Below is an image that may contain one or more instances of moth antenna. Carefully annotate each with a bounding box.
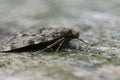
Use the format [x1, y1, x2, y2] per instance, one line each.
[78, 38, 88, 45]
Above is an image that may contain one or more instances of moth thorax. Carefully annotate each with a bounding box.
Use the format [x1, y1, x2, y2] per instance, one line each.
[64, 29, 79, 38]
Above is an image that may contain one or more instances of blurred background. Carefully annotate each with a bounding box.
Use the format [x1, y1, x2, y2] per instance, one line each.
[0, 0, 120, 80]
[0, 0, 120, 29]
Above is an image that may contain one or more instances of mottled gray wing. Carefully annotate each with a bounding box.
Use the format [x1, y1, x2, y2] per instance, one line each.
[0, 28, 65, 52]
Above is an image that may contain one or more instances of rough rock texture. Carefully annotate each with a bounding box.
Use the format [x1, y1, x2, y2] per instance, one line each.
[0, 0, 120, 80]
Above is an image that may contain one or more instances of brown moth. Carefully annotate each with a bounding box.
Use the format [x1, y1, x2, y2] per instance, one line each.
[0, 27, 87, 52]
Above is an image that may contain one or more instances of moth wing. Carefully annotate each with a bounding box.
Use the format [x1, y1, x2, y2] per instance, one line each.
[0, 28, 63, 52]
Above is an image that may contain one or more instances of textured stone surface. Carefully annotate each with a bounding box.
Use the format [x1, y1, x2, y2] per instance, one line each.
[0, 0, 120, 80]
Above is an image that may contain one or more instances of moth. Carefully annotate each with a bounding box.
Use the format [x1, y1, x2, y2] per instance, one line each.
[0, 27, 87, 52]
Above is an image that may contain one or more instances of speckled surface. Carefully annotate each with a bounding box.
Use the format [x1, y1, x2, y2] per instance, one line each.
[0, 0, 120, 80]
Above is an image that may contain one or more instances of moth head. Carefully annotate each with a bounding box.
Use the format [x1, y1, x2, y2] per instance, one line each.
[64, 28, 79, 38]
[62, 28, 88, 45]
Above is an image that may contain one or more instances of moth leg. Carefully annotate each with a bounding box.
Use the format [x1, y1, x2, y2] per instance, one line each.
[41, 37, 64, 51]
[50, 47, 54, 53]
[54, 39, 65, 54]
